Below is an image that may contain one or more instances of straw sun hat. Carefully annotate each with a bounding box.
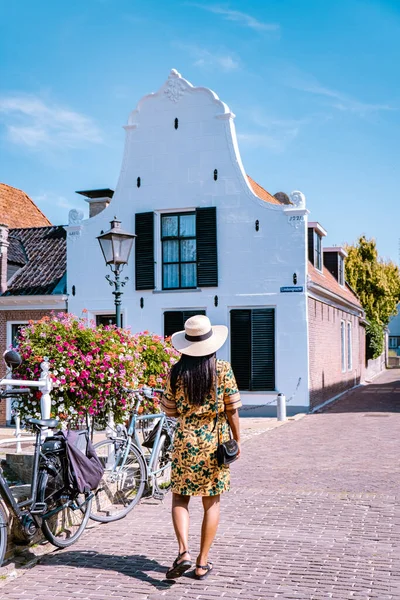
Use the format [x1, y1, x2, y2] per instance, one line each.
[171, 315, 228, 357]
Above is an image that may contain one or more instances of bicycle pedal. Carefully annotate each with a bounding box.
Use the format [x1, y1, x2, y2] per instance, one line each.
[30, 502, 47, 514]
[152, 491, 165, 501]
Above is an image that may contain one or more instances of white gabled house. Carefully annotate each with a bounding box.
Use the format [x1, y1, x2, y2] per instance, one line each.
[67, 69, 310, 414]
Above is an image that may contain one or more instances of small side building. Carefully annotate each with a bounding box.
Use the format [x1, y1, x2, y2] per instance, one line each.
[388, 307, 400, 356]
[0, 184, 67, 424]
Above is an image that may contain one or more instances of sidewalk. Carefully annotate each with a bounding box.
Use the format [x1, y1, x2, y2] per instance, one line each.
[0, 370, 399, 599]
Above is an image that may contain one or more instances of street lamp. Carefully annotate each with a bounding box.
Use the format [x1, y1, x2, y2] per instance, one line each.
[97, 217, 136, 328]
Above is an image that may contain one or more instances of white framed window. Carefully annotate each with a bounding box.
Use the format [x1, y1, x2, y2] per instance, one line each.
[314, 232, 322, 271]
[161, 212, 197, 290]
[347, 322, 352, 370]
[6, 321, 29, 349]
[340, 320, 346, 373]
[95, 314, 122, 327]
[389, 336, 400, 349]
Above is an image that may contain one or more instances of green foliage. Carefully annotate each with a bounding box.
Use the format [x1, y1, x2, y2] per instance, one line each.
[345, 236, 400, 327]
[345, 236, 400, 359]
[366, 320, 385, 360]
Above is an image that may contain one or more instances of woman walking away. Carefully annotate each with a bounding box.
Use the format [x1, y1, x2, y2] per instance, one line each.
[161, 315, 241, 580]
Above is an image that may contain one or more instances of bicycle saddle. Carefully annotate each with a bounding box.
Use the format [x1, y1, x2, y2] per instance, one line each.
[3, 350, 22, 368]
[27, 418, 59, 429]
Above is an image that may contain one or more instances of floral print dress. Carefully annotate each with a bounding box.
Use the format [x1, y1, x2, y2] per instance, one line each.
[161, 360, 242, 496]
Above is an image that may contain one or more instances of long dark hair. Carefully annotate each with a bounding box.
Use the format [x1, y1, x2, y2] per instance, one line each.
[170, 353, 216, 406]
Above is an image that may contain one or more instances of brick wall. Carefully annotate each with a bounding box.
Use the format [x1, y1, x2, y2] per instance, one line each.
[0, 309, 66, 425]
[308, 297, 366, 410]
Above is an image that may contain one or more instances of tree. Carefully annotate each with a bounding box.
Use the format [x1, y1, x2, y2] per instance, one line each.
[345, 236, 400, 359]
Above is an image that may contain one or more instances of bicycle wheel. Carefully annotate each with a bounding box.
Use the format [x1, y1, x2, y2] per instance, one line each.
[152, 434, 172, 496]
[38, 468, 92, 548]
[0, 503, 7, 566]
[90, 439, 146, 523]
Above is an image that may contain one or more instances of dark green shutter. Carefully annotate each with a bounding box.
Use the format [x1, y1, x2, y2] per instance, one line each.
[230, 310, 251, 390]
[135, 212, 155, 290]
[307, 228, 314, 265]
[230, 308, 275, 391]
[251, 309, 275, 391]
[164, 310, 206, 338]
[196, 207, 218, 287]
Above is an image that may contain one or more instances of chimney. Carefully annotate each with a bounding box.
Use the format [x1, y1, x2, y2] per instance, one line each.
[0, 224, 9, 294]
[76, 189, 114, 218]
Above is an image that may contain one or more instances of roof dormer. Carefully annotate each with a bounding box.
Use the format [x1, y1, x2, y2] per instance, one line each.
[308, 222, 327, 272]
[323, 247, 347, 287]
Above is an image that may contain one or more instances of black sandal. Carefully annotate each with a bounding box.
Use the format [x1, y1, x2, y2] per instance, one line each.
[194, 562, 213, 580]
[166, 550, 192, 579]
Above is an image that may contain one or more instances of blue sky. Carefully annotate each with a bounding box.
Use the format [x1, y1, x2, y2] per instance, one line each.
[1, 0, 399, 263]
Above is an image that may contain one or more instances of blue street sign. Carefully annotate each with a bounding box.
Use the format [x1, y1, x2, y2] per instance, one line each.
[280, 286, 304, 293]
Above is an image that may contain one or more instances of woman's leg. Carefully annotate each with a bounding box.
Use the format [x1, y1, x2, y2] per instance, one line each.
[172, 492, 191, 561]
[196, 494, 220, 575]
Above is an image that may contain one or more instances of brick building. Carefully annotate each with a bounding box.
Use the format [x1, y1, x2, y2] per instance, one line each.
[307, 222, 366, 409]
[0, 184, 67, 424]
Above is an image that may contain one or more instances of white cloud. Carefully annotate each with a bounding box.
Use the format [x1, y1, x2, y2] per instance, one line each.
[287, 75, 394, 117]
[238, 129, 299, 153]
[237, 109, 307, 153]
[174, 42, 239, 72]
[189, 3, 279, 32]
[0, 95, 103, 149]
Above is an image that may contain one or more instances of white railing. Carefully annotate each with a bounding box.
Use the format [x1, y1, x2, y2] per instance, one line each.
[0, 358, 53, 453]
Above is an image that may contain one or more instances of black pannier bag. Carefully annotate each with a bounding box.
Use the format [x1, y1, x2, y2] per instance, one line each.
[61, 430, 104, 494]
[142, 417, 177, 449]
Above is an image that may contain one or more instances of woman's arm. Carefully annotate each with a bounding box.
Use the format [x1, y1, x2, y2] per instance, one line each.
[226, 408, 241, 458]
[160, 377, 178, 417]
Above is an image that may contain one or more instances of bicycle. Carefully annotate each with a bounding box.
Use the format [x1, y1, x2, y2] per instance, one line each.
[0, 350, 93, 566]
[90, 387, 176, 523]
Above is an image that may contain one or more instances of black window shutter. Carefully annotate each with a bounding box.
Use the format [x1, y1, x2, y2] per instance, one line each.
[164, 312, 184, 338]
[251, 309, 275, 391]
[230, 310, 251, 390]
[307, 228, 314, 265]
[164, 310, 206, 338]
[196, 207, 218, 287]
[135, 212, 155, 290]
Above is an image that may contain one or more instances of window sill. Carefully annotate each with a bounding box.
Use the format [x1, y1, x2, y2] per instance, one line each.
[152, 288, 202, 294]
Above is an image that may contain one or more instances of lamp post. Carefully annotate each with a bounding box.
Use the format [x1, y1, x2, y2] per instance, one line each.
[97, 217, 136, 328]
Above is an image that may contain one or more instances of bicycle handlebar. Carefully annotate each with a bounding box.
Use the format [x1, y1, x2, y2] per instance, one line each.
[0, 388, 32, 399]
[123, 387, 164, 396]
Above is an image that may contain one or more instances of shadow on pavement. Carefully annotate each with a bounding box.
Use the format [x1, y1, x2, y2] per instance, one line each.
[39, 549, 179, 590]
[315, 374, 400, 414]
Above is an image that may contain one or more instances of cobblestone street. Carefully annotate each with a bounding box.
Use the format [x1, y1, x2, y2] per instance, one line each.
[0, 369, 399, 599]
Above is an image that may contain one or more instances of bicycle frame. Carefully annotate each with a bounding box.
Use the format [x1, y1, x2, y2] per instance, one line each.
[107, 410, 168, 484]
[0, 428, 44, 526]
[131, 412, 167, 474]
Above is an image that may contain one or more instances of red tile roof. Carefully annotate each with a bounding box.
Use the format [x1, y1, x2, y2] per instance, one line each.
[247, 176, 284, 206]
[0, 183, 51, 228]
[308, 261, 362, 308]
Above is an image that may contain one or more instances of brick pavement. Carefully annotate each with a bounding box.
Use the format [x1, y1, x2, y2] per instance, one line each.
[0, 370, 399, 599]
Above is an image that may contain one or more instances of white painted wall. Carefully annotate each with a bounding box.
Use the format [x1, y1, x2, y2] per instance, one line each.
[67, 70, 310, 409]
